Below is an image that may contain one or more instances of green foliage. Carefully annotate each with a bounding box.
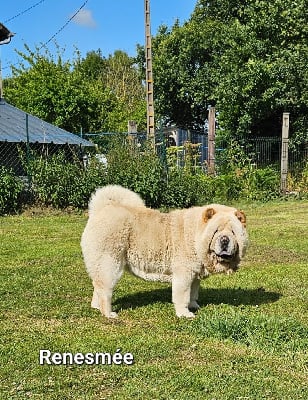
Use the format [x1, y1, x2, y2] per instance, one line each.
[216, 140, 280, 201]
[241, 166, 280, 201]
[4, 46, 146, 134]
[148, 21, 214, 129]
[106, 136, 164, 208]
[0, 167, 23, 215]
[27, 153, 106, 208]
[149, 0, 308, 140]
[19, 139, 282, 210]
[287, 160, 308, 198]
[162, 170, 198, 208]
[298, 162, 308, 195]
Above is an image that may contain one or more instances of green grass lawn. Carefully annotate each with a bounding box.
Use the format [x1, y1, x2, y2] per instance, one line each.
[0, 201, 307, 399]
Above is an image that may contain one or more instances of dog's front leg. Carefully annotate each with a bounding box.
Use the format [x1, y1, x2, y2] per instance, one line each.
[189, 277, 200, 312]
[172, 271, 195, 318]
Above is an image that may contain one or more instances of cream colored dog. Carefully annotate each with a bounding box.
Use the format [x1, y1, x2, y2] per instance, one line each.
[81, 185, 248, 318]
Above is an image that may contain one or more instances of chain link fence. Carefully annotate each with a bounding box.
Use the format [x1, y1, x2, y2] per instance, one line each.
[233, 137, 307, 172]
[0, 134, 307, 179]
[0, 141, 88, 177]
[158, 132, 308, 174]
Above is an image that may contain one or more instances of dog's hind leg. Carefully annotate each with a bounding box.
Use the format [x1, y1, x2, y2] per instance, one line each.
[92, 281, 118, 318]
[92, 255, 123, 318]
[91, 287, 100, 309]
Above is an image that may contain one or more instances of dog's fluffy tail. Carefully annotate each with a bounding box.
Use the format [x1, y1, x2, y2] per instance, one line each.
[88, 185, 145, 216]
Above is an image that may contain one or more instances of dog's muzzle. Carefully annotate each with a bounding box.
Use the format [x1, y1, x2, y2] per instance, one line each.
[215, 235, 237, 262]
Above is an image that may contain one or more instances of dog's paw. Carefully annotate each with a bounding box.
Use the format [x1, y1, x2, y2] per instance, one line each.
[176, 309, 196, 318]
[188, 301, 200, 312]
[107, 311, 118, 319]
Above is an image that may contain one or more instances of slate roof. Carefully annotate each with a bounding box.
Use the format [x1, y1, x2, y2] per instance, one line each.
[0, 99, 94, 147]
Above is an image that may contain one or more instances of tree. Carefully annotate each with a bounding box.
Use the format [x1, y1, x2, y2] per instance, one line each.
[75, 49, 146, 132]
[4, 46, 146, 134]
[148, 22, 215, 129]
[201, 0, 308, 140]
[101, 51, 146, 132]
[4, 45, 113, 133]
[150, 0, 308, 141]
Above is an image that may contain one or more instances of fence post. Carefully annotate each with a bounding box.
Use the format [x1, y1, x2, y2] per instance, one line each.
[280, 112, 290, 194]
[208, 106, 215, 175]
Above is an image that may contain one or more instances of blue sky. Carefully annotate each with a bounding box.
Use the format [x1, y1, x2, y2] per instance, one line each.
[1, 0, 197, 77]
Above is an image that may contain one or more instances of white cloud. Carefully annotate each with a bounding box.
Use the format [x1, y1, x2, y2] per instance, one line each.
[72, 9, 97, 28]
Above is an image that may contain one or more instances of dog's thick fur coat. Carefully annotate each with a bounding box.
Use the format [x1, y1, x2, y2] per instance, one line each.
[81, 185, 248, 318]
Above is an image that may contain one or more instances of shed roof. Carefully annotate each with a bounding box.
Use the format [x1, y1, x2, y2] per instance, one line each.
[0, 99, 94, 147]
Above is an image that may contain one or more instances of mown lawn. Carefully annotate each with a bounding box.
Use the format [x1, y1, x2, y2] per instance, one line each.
[0, 201, 307, 399]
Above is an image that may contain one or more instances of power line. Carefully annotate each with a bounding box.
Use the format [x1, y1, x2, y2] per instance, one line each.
[2, 0, 89, 71]
[41, 0, 89, 48]
[4, 0, 47, 24]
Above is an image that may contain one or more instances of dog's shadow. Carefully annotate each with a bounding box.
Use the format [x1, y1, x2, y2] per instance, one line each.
[114, 286, 281, 311]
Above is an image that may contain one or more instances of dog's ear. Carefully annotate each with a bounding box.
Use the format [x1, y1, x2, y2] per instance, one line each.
[203, 208, 216, 223]
[235, 210, 246, 227]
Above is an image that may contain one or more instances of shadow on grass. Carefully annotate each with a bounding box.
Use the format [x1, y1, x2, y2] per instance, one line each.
[114, 286, 281, 311]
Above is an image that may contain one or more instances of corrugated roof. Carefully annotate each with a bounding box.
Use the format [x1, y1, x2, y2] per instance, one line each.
[0, 99, 94, 147]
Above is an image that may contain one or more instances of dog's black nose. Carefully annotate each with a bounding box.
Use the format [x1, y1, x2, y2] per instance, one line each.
[220, 235, 230, 250]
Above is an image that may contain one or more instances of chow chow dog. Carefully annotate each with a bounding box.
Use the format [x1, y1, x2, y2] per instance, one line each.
[81, 185, 248, 318]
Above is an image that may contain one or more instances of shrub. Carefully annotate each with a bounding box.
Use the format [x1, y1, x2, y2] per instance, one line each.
[241, 166, 280, 201]
[27, 153, 106, 208]
[0, 166, 23, 215]
[298, 162, 308, 195]
[162, 169, 197, 209]
[17, 139, 292, 211]
[287, 161, 308, 198]
[106, 136, 165, 208]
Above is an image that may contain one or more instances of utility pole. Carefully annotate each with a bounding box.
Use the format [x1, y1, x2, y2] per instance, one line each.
[144, 0, 155, 149]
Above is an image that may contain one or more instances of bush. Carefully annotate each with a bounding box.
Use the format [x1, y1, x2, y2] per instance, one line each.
[162, 169, 198, 209]
[241, 166, 280, 201]
[0, 166, 23, 215]
[14, 139, 289, 212]
[27, 153, 106, 208]
[106, 136, 165, 208]
[287, 161, 308, 198]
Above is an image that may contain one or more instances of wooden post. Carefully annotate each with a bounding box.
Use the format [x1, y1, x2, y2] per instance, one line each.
[128, 120, 137, 134]
[280, 112, 290, 194]
[208, 106, 216, 175]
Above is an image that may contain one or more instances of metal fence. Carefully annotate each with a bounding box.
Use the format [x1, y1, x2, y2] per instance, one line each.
[161, 133, 308, 174]
[0, 141, 86, 176]
[228, 137, 308, 173]
[0, 134, 307, 178]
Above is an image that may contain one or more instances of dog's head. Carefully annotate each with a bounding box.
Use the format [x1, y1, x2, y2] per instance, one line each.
[200, 205, 248, 275]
